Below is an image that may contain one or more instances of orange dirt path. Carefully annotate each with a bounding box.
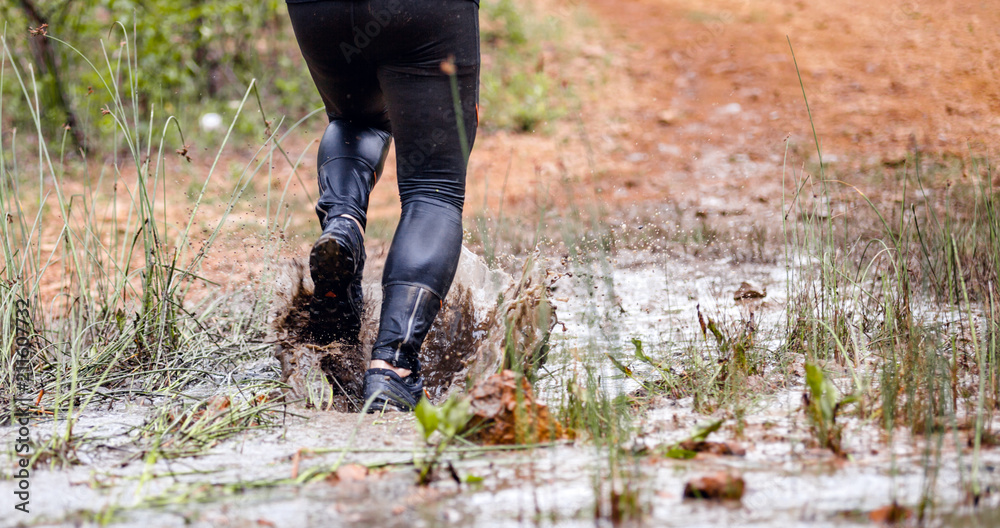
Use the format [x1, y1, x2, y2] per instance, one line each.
[577, 0, 1000, 189]
[206, 0, 1000, 292]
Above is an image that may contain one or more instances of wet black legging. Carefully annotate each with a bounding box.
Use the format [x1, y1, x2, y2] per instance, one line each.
[287, 0, 479, 372]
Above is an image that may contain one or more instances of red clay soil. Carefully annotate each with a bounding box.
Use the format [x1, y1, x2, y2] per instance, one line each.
[587, 0, 999, 164]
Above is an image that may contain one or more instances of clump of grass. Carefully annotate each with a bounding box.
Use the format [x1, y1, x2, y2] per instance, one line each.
[611, 308, 773, 417]
[0, 23, 299, 447]
[28, 431, 83, 469]
[781, 153, 997, 428]
[601, 453, 647, 524]
[782, 39, 999, 506]
[781, 148, 998, 511]
[479, 0, 568, 133]
[137, 393, 283, 460]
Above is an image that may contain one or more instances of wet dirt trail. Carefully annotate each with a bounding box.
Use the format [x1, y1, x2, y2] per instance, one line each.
[6, 1, 1000, 526]
[575, 0, 1000, 213]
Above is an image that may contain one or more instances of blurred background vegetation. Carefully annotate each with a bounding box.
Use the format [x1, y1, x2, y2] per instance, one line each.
[0, 0, 564, 153]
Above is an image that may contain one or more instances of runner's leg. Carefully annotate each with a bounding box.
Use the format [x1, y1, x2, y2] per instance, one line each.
[366, 0, 480, 377]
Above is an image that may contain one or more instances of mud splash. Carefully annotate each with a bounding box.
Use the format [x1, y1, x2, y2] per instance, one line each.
[269, 245, 556, 410]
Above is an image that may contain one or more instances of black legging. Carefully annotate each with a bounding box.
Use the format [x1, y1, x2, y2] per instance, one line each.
[287, 0, 480, 373]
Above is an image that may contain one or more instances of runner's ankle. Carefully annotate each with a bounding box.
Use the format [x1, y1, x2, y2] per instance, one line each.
[339, 214, 364, 235]
[369, 359, 411, 378]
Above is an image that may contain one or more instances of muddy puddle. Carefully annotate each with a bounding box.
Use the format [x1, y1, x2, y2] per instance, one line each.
[270, 244, 554, 410]
[3, 249, 1000, 527]
[539, 250, 790, 402]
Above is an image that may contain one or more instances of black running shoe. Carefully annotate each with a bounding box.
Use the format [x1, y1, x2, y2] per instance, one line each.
[309, 216, 365, 344]
[363, 368, 424, 412]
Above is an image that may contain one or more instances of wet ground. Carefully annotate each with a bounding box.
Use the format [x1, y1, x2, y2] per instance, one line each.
[4, 248, 1000, 527]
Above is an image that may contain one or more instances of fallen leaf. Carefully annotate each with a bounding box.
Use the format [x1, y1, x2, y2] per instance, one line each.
[205, 395, 231, 412]
[678, 440, 747, 456]
[328, 464, 368, 483]
[464, 370, 569, 445]
[683, 472, 745, 501]
[869, 502, 912, 524]
[734, 282, 766, 301]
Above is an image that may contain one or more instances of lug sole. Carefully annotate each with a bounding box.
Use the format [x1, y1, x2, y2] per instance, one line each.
[308, 231, 363, 343]
[309, 233, 357, 298]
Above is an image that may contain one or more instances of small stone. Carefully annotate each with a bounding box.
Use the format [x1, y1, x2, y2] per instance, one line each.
[683, 472, 745, 501]
[658, 109, 681, 125]
[678, 440, 747, 456]
[734, 282, 766, 301]
[718, 103, 742, 115]
[657, 143, 682, 155]
[331, 464, 368, 483]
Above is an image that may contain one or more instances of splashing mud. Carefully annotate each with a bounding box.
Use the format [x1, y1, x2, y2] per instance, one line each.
[269, 245, 556, 410]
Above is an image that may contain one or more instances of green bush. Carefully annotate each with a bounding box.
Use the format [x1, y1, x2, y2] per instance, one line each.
[0, 0, 566, 150]
[479, 0, 567, 133]
[1, 0, 314, 147]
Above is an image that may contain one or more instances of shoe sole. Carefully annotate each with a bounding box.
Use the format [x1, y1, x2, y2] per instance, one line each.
[365, 393, 412, 413]
[363, 369, 422, 412]
[309, 233, 356, 300]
